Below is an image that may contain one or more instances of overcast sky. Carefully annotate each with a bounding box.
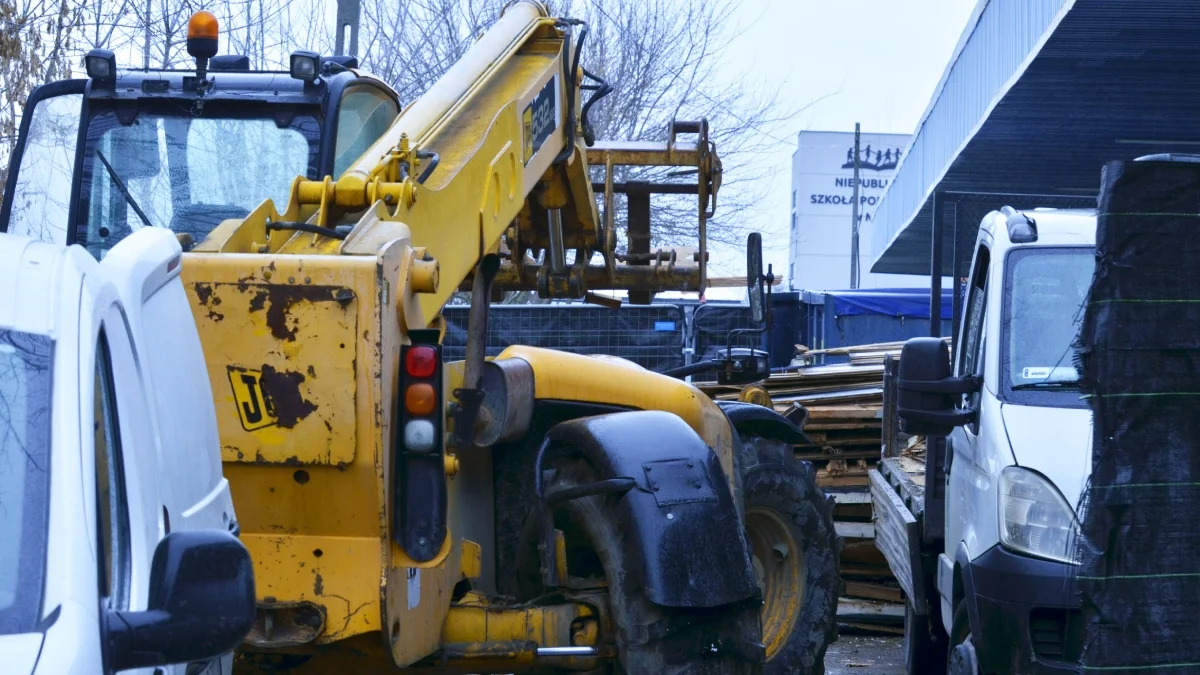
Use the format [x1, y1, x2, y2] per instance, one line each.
[697, 0, 977, 299]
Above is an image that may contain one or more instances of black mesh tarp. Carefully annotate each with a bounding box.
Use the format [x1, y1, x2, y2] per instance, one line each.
[1075, 158, 1200, 673]
[443, 304, 686, 372]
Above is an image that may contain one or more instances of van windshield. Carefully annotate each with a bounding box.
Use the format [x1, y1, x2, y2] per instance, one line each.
[1003, 246, 1094, 404]
[76, 105, 319, 258]
[0, 330, 53, 635]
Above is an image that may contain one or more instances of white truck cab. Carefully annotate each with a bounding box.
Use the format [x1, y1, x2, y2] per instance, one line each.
[939, 207, 1093, 674]
[883, 206, 1095, 675]
[0, 228, 254, 675]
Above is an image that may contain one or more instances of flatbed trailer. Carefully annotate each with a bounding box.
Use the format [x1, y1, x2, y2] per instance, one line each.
[869, 454, 928, 614]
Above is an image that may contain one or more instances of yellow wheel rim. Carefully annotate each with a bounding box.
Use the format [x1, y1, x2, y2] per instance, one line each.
[739, 384, 773, 408]
[746, 507, 805, 661]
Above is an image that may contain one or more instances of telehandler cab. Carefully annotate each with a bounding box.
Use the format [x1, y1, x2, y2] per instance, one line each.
[1, 4, 840, 673]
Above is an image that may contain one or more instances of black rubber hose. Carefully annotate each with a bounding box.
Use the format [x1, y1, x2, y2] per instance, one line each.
[580, 67, 612, 147]
[416, 150, 440, 183]
[659, 360, 721, 379]
[553, 19, 588, 165]
[266, 221, 347, 240]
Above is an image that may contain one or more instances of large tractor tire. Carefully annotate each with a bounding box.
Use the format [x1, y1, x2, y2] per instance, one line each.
[541, 457, 764, 675]
[738, 436, 841, 675]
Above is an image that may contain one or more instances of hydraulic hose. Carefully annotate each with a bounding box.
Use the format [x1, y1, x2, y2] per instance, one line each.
[659, 360, 721, 380]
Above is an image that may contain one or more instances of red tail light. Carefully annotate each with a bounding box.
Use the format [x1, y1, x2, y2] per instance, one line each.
[405, 346, 437, 378]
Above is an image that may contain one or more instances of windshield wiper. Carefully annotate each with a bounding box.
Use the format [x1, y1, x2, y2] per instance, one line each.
[95, 149, 154, 230]
[1012, 381, 1081, 390]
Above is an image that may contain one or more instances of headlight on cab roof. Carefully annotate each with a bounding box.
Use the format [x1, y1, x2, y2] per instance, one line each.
[998, 466, 1080, 565]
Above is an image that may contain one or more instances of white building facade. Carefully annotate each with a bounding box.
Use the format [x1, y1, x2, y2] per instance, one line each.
[789, 130, 932, 291]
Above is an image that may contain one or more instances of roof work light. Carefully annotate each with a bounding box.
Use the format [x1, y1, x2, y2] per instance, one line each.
[290, 51, 321, 82]
[85, 49, 117, 82]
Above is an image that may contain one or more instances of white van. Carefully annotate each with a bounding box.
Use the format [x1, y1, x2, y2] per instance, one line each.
[882, 206, 1095, 675]
[0, 228, 254, 675]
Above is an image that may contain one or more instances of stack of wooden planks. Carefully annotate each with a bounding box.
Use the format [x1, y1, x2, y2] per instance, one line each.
[699, 361, 887, 489]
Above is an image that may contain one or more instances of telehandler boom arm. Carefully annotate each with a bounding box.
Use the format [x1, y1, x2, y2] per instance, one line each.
[197, 0, 718, 316]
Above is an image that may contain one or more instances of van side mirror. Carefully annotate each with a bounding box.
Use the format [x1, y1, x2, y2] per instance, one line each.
[896, 337, 980, 436]
[107, 530, 255, 671]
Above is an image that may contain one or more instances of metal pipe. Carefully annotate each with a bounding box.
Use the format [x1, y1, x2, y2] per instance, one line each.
[334, 0, 360, 57]
[455, 255, 501, 448]
[536, 647, 599, 657]
[590, 181, 699, 195]
[463, 265, 492, 391]
[930, 190, 943, 338]
[850, 122, 861, 289]
[547, 209, 566, 275]
[474, 262, 702, 293]
[627, 181, 652, 305]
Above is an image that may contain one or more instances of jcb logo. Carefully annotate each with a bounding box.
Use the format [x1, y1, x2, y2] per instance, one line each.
[227, 366, 278, 431]
[522, 75, 557, 165]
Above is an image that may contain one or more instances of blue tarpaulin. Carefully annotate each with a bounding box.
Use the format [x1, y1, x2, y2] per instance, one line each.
[823, 287, 953, 319]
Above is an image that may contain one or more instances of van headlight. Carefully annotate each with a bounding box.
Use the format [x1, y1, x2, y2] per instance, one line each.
[998, 467, 1080, 565]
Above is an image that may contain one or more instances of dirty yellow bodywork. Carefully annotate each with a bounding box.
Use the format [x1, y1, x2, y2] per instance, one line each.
[181, 0, 727, 671]
[182, 241, 471, 665]
[495, 346, 739, 493]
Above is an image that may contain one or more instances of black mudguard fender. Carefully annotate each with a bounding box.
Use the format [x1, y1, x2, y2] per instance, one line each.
[536, 410, 759, 609]
[716, 400, 813, 446]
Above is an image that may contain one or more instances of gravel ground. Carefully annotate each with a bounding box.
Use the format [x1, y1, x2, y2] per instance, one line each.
[823, 635, 905, 675]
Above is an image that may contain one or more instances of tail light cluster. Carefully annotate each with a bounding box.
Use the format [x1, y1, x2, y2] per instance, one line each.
[394, 329, 447, 563]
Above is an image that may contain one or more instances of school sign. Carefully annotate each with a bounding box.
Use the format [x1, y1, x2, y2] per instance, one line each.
[788, 130, 916, 291]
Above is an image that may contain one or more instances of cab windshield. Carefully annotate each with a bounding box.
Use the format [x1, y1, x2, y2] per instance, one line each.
[77, 104, 319, 258]
[1003, 246, 1094, 405]
[0, 330, 53, 636]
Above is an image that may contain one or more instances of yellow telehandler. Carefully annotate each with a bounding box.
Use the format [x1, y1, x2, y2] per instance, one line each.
[1, 4, 840, 673]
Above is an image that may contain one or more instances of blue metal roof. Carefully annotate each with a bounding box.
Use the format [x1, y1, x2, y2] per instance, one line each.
[870, 0, 1200, 274]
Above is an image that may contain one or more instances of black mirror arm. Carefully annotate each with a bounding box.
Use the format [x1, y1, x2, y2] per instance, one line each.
[765, 264, 774, 330]
[898, 375, 982, 396]
[898, 407, 977, 429]
[106, 609, 176, 670]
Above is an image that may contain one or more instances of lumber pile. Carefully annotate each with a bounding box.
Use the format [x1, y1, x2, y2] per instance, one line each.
[698, 361, 886, 489]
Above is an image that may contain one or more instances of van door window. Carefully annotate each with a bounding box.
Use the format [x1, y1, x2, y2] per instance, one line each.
[333, 86, 399, 179]
[0, 330, 53, 636]
[958, 246, 990, 379]
[94, 330, 131, 610]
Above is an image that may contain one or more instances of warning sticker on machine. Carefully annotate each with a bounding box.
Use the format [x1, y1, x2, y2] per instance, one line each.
[407, 568, 420, 609]
[522, 74, 558, 165]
